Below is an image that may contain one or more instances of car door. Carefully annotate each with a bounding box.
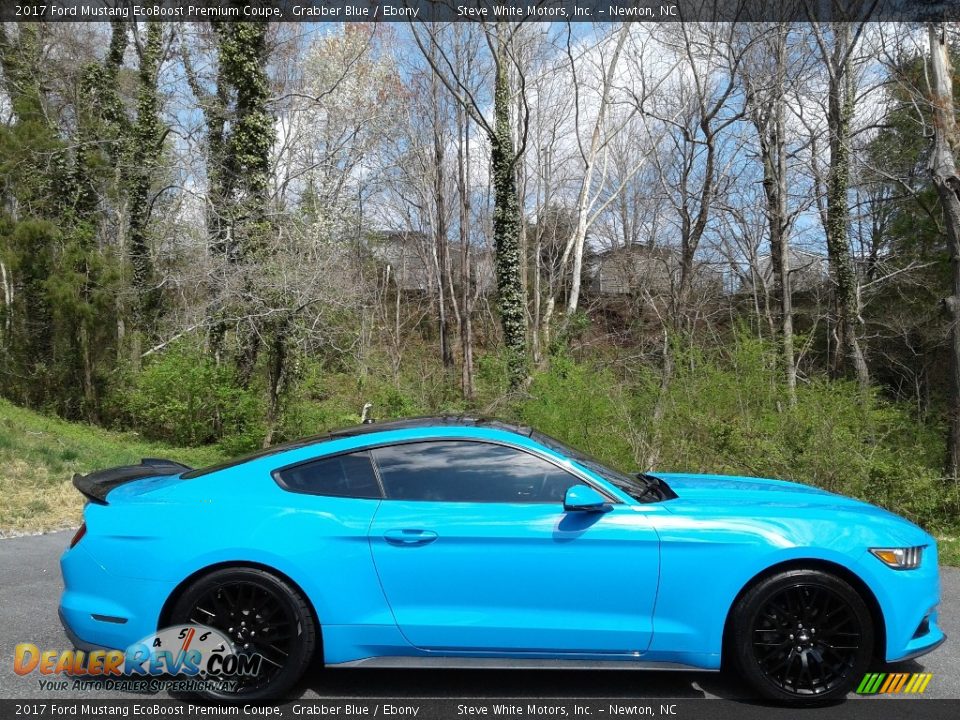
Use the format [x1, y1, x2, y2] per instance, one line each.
[367, 440, 660, 655]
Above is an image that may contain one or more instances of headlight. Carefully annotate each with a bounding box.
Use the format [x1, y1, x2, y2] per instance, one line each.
[869, 546, 924, 570]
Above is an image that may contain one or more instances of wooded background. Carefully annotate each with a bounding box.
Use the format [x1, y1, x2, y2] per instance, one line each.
[2, 14, 960, 535]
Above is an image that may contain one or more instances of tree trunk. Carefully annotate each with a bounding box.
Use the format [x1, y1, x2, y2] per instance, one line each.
[262, 324, 289, 448]
[126, 23, 164, 372]
[825, 23, 869, 392]
[491, 41, 528, 387]
[532, 218, 543, 365]
[645, 329, 674, 470]
[751, 28, 797, 406]
[456, 102, 475, 399]
[0, 258, 11, 335]
[411, 23, 527, 386]
[565, 212, 588, 319]
[427, 54, 454, 371]
[206, 22, 274, 383]
[674, 135, 716, 332]
[79, 323, 97, 423]
[432, 111, 453, 369]
[928, 23, 960, 480]
[560, 26, 629, 327]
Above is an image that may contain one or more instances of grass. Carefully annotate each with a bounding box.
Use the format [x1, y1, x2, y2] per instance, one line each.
[938, 534, 960, 566]
[0, 398, 226, 536]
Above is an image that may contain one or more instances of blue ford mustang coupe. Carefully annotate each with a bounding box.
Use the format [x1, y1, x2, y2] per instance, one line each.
[60, 417, 944, 703]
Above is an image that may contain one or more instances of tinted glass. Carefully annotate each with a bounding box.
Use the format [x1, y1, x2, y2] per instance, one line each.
[373, 441, 584, 503]
[276, 451, 381, 499]
[532, 430, 657, 503]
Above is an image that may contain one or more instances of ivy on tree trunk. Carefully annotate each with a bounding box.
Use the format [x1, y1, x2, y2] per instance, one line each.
[824, 23, 870, 392]
[491, 52, 528, 388]
[127, 23, 165, 346]
[205, 21, 275, 382]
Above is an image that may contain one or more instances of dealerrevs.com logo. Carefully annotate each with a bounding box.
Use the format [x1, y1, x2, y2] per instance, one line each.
[856, 672, 934, 695]
[13, 624, 262, 692]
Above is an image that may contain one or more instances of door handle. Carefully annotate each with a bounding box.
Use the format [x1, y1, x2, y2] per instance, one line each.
[383, 529, 439, 547]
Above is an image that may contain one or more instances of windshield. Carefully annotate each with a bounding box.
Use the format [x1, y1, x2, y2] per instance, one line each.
[530, 431, 660, 503]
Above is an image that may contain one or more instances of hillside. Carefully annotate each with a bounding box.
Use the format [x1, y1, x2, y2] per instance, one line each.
[0, 399, 226, 536]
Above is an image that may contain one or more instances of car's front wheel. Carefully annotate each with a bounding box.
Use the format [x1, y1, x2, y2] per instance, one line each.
[169, 567, 317, 701]
[730, 568, 874, 704]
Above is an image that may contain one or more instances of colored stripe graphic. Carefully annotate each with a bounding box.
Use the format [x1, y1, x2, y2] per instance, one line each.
[855, 673, 886, 694]
[857, 672, 932, 695]
[892, 673, 910, 693]
[879, 673, 897, 693]
[855, 674, 875, 694]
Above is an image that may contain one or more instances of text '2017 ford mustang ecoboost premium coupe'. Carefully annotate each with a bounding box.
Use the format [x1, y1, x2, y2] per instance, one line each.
[60, 416, 944, 704]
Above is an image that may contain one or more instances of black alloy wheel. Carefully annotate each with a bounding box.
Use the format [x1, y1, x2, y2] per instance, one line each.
[731, 569, 874, 704]
[170, 567, 317, 700]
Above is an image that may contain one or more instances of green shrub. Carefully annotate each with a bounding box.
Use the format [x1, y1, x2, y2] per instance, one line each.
[517, 354, 636, 470]
[514, 335, 959, 532]
[116, 342, 264, 450]
[108, 332, 959, 534]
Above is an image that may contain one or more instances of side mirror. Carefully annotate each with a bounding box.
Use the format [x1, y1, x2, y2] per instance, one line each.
[563, 485, 611, 513]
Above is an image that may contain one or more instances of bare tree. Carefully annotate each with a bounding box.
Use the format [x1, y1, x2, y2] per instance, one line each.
[560, 25, 630, 320]
[928, 22, 960, 480]
[628, 22, 750, 467]
[410, 21, 533, 387]
[741, 21, 803, 405]
[641, 22, 748, 330]
[808, 14, 873, 390]
[538, 24, 653, 351]
[453, 27, 479, 399]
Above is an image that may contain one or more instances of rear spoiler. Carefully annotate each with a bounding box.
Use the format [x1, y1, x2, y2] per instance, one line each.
[72, 458, 193, 505]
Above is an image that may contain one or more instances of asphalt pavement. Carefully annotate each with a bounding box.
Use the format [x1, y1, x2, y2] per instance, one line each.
[0, 530, 956, 703]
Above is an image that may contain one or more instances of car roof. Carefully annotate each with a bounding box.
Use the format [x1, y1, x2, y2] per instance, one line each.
[180, 416, 533, 479]
[329, 415, 533, 438]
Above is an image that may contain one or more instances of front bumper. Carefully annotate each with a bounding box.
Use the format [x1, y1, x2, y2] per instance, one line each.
[859, 544, 946, 662]
[885, 602, 946, 662]
[894, 633, 946, 663]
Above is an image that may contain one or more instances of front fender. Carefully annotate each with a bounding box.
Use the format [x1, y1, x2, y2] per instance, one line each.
[647, 508, 941, 663]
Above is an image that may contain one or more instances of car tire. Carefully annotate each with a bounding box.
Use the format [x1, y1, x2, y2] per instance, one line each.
[729, 568, 874, 705]
[168, 567, 317, 701]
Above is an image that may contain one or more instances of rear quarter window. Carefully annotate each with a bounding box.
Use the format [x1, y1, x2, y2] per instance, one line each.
[274, 451, 382, 499]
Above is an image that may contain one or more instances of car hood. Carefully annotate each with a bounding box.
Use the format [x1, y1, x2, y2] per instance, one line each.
[652, 472, 928, 541]
[658, 472, 840, 500]
[653, 473, 935, 546]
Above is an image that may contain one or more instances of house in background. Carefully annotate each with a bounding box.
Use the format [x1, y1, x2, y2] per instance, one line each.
[752, 248, 829, 293]
[370, 231, 433, 291]
[369, 231, 495, 294]
[369, 232, 734, 301]
[586, 244, 733, 298]
[587, 245, 676, 296]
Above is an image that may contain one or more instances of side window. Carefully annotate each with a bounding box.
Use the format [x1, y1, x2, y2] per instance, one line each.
[275, 451, 381, 499]
[372, 441, 585, 503]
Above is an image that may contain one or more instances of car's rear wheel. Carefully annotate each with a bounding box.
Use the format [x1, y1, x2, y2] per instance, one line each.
[169, 567, 317, 701]
[730, 568, 874, 704]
